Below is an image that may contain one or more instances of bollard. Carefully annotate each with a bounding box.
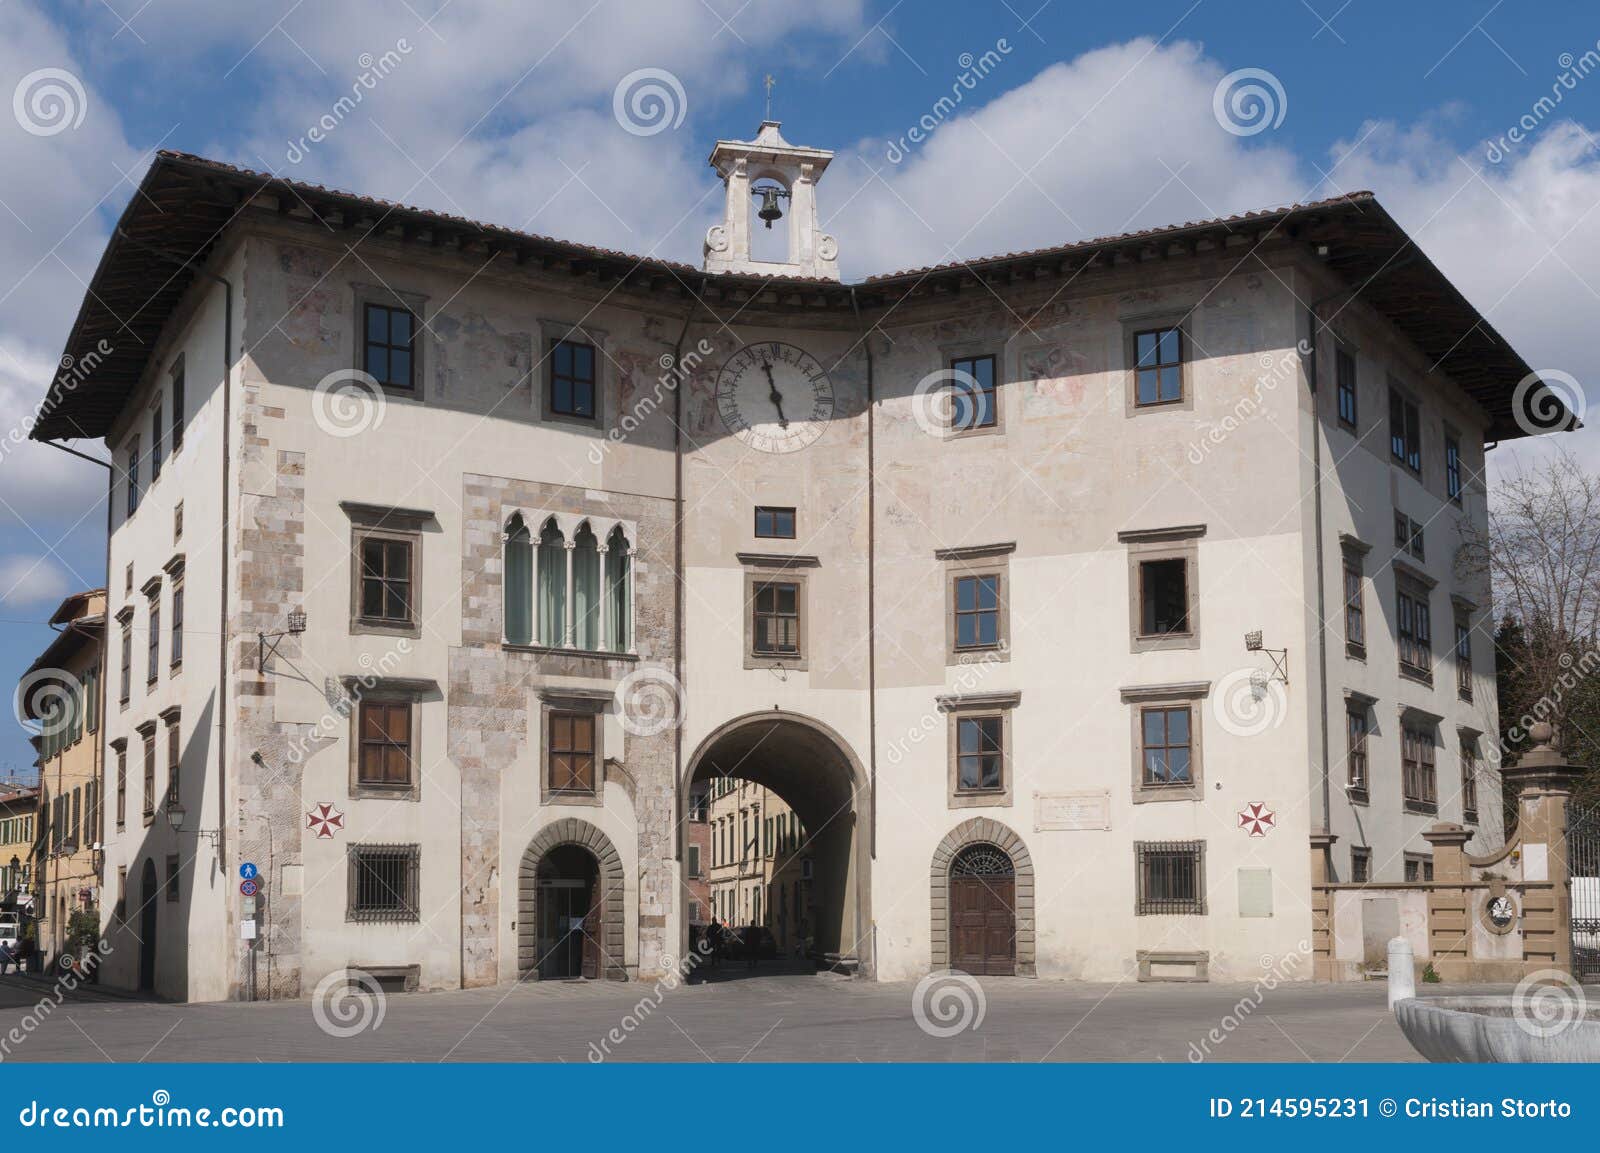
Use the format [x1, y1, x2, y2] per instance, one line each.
[1387, 936, 1415, 1008]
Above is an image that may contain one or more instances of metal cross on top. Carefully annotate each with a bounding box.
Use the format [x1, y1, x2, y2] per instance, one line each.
[763, 73, 775, 120]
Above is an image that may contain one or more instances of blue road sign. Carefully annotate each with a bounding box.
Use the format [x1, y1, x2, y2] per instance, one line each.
[240, 862, 259, 880]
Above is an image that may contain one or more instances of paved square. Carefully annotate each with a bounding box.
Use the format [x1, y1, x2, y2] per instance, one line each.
[0, 970, 1488, 1062]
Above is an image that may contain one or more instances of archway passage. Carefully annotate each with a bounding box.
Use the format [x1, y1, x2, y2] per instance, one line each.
[931, 818, 1036, 977]
[519, 819, 626, 981]
[685, 712, 871, 977]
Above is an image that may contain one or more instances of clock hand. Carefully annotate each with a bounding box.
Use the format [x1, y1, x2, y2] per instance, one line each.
[761, 359, 789, 429]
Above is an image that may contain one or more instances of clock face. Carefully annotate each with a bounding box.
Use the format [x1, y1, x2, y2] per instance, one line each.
[715, 341, 834, 454]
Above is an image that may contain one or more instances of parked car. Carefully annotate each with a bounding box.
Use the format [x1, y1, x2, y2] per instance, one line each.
[0, 912, 21, 954]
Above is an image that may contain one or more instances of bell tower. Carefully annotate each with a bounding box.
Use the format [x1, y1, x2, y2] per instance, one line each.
[703, 121, 840, 280]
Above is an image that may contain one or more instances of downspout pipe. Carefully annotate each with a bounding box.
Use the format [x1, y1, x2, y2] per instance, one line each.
[670, 301, 696, 853]
[849, 289, 876, 860]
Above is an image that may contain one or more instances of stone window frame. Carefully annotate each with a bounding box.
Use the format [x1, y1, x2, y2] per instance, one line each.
[1342, 688, 1377, 805]
[1339, 532, 1369, 660]
[160, 704, 181, 807]
[1399, 703, 1443, 815]
[1349, 845, 1372, 884]
[937, 542, 1014, 665]
[346, 842, 422, 923]
[537, 318, 609, 431]
[141, 573, 162, 686]
[344, 501, 433, 640]
[1334, 341, 1359, 431]
[1388, 376, 1423, 476]
[1444, 422, 1464, 504]
[165, 853, 180, 903]
[1458, 724, 1482, 825]
[536, 687, 612, 807]
[936, 338, 1009, 441]
[344, 676, 435, 802]
[136, 720, 158, 827]
[936, 689, 1021, 810]
[1452, 593, 1476, 703]
[164, 553, 185, 673]
[1119, 524, 1204, 652]
[116, 605, 133, 707]
[1403, 851, 1435, 883]
[1120, 681, 1209, 804]
[1121, 311, 1194, 415]
[353, 282, 428, 401]
[111, 737, 127, 830]
[739, 553, 817, 671]
[1394, 561, 1436, 686]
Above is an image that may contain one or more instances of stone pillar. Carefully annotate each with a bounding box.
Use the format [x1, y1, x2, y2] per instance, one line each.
[596, 544, 610, 654]
[562, 540, 576, 649]
[1422, 823, 1472, 971]
[1501, 722, 1583, 973]
[1310, 830, 1337, 980]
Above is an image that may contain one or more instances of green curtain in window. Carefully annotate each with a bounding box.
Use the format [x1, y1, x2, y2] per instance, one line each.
[573, 526, 600, 651]
[607, 527, 630, 652]
[536, 521, 566, 647]
[504, 516, 532, 645]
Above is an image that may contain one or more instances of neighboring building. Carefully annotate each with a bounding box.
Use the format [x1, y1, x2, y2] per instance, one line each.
[0, 785, 39, 908]
[684, 784, 710, 928]
[704, 777, 811, 951]
[21, 590, 106, 961]
[31, 123, 1555, 999]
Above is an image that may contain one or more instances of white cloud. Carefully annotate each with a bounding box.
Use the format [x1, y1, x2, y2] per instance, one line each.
[0, 554, 70, 608]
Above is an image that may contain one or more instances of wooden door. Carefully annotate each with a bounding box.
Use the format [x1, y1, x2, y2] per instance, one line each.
[580, 898, 601, 980]
[950, 875, 1015, 976]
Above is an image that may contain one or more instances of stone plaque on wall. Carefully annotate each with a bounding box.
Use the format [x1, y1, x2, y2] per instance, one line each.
[1034, 790, 1111, 832]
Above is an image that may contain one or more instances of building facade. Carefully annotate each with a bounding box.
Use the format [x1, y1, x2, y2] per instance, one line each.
[32, 124, 1547, 1000]
[0, 786, 39, 908]
[704, 776, 811, 951]
[20, 590, 107, 962]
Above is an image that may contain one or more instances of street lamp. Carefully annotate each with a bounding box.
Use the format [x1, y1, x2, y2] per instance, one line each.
[165, 792, 220, 846]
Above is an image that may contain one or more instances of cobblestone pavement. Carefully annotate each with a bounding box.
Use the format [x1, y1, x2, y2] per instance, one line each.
[0, 968, 1495, 1062]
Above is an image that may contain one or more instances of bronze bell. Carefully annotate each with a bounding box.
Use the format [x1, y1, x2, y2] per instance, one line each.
[756, 186, 783, 229]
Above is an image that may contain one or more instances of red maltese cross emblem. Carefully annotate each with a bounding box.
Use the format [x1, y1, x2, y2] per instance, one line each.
[1237, 801, 1276, 837]
[306, 802, 346, 839]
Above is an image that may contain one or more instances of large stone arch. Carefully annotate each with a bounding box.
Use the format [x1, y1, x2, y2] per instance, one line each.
[518, 818, 627, 981]
[682, 710, 873, 975]
[930, 818, 1036, 977]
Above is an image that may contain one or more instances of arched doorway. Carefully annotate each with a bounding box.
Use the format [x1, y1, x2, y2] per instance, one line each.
[683, 711, 872, 975]
[931, 819, 1036, 977]
[138, 858, 158, 992]
[536, 845, 600, 980]
[949, 844, 1016, 976]
[518, 819, 626, 981]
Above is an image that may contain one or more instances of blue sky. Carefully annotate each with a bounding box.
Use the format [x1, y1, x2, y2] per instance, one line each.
[2, 0, 1598, 775]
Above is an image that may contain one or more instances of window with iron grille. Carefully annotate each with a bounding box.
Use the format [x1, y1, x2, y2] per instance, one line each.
[1402, 724, 1437, 812]
[1135, 840, 1206, 914]
[1389, 386, 1421, 473]
[751, 580, 801, 656]
[1336, 347, 1358, 428]
[1346, 708, 1369, 798]
[347, 843, 420, 922]
[1343, 555, 1365, 654]
[1404, 854, 1434, 883]
[1350, 846, 1371, 884]
[1397, 582, 1432, 680]
[547, 710, 596, 795]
